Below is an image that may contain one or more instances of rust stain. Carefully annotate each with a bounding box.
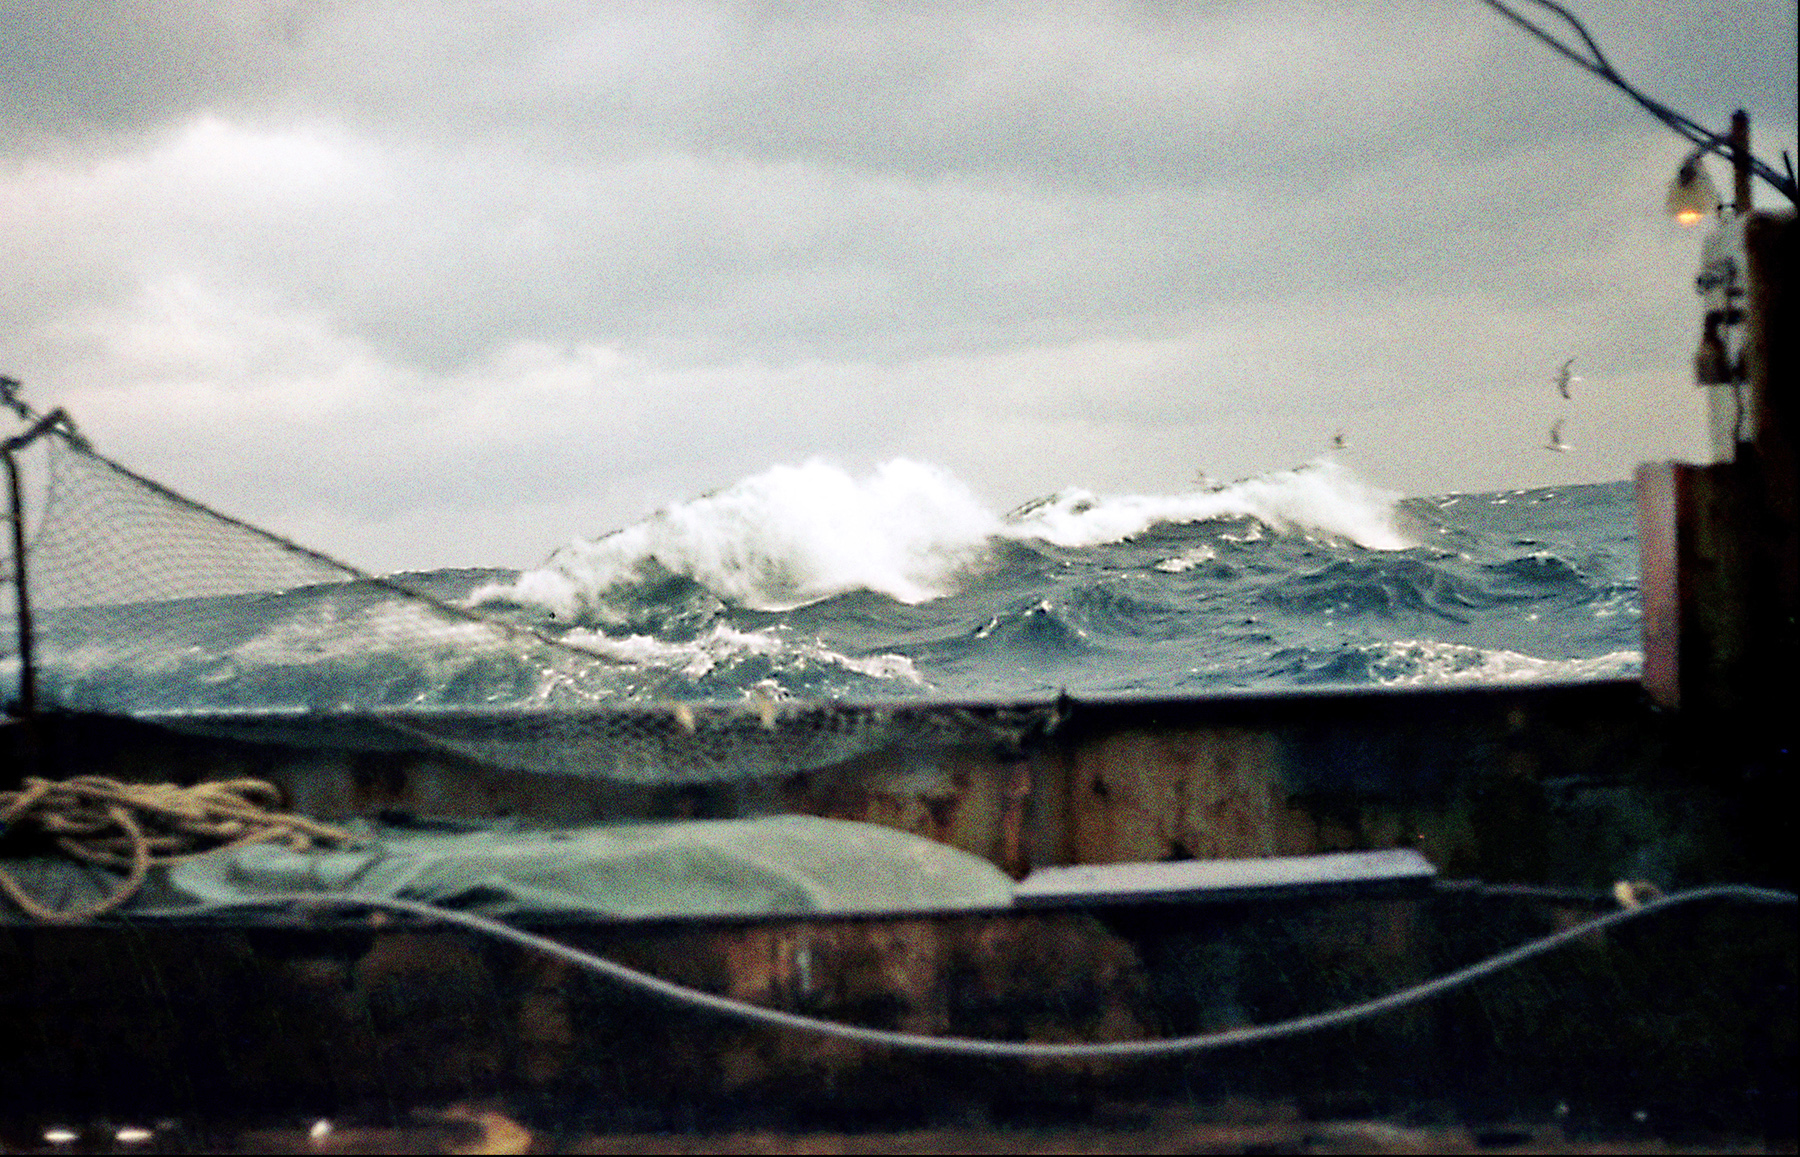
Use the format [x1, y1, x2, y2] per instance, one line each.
[1062, 728, 1284, 865]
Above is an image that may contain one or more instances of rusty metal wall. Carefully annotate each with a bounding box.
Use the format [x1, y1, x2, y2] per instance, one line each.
[1, 885, 1790, 1136]
[6, 678, 1772, 892]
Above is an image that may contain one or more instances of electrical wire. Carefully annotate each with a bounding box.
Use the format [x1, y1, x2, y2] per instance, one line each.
[1478, 0, 1798, 204]
[119, 884, 1795, 1062]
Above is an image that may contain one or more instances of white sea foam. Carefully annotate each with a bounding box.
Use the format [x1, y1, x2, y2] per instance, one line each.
[1004, 459, 1412, 551]
[480, 456, 1414, 618]
[477, 458, 999, 619]
[1370, 640, 1641, 686]
[217, 601, 623, 705]
[562, 622, 922, 684]
[226, 601, 507, 667]
[1153, 545, 1218, 573]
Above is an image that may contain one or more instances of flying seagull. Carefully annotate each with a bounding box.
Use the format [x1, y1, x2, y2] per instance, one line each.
[1545, 419, 1571, 453]
[1331, 429, 1349, 450]
[1555, 358, 1580, 400]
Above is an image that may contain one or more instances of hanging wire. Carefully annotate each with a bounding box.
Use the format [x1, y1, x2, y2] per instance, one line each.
[119, 883, 1798, 1062]
[1479, 0, 1798, 204]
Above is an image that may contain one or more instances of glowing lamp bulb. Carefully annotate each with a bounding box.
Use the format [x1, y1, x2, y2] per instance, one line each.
[1666, 156, 1720, 226]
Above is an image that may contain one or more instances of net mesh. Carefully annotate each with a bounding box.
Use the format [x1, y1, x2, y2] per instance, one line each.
[32, 433, 353, 606]
[2, 428, 1054, 783]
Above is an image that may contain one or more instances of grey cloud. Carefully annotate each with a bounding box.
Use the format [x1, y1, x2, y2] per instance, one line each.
[239, 1, 1793, 193]
[3, 0, 1795, 571]
[0, 0, 314, 140]
[11, 1, 1790, 185]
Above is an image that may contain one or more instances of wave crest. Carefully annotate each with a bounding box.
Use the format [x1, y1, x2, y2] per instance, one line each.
[476, 458, 1000, 623]
[1004, 460, 1412, 551]
[477, 457, 1415, 625]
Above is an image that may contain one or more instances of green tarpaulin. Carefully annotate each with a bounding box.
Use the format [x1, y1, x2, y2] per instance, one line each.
[170, 815, 1015, 919]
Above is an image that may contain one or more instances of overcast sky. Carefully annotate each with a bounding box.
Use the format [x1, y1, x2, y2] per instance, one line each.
[3, 0, 1795, 573]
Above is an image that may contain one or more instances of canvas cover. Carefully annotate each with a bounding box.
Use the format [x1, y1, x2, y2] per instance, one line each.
[169, 814, 1015, 919]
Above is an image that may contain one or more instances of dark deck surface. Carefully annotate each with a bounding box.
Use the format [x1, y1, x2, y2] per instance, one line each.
[5, 1108, 1791, 1154]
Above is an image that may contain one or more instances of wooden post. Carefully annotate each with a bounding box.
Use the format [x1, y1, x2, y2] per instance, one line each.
[1635, 461, 1680, 708]
[1730, 110, 1751, 214]
[1742, 208, 1797, 701]
[1637, 209, 1794, 722]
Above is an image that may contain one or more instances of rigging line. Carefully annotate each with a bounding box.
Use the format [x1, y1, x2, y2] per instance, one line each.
[1478, 0, 1798, 202]
[1482, 0, 1710, 144]
[1477, 0, 1610, 80]
[1500, 0, 1795, 195]
[1485, 5, 1696, 152]
[116, 884, 1797, 1062]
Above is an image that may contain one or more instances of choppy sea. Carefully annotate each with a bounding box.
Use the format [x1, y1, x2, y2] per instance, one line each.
[20, 457, 1643, 713]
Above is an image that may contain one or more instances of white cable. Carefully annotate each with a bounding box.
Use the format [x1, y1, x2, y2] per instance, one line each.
[124, 884, 1796, 1062]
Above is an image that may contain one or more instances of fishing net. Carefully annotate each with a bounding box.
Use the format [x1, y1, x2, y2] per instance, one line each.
[2, 425, 1057, 783]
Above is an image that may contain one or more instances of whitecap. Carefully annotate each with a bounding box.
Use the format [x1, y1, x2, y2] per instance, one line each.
[561, 622, 922, 685]
[479, 456, 1415, 623]
[1153, 544, 1218, 573]
[1370, 639, 1641, 686]
[476, 458, 999, 620]
[1002, 459, 1413, 552]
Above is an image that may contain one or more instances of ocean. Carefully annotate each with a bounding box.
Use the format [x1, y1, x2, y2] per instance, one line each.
[17, 455, 1643, 715]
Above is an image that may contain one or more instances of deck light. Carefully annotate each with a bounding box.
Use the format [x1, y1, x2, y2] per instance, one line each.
[1666, 150, 1722, 225]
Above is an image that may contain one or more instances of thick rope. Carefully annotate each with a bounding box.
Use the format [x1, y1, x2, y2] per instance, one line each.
[0, 776, 356, 922]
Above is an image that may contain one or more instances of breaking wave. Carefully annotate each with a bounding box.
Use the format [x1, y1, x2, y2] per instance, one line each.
[476, 459, 997, 623]
[476, 457, 1414, 627]
[1002, 458, 1412, 551]
[19, 457, 1638, 709]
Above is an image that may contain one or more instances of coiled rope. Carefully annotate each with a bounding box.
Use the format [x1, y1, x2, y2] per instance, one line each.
[0, 776, 356, 922]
